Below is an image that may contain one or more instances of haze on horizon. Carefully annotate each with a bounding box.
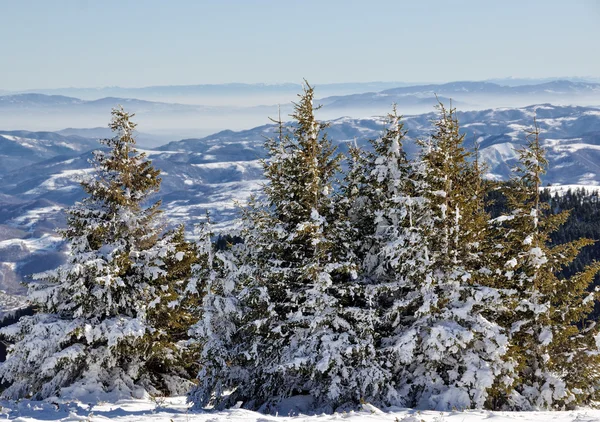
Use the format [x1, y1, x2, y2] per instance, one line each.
[1, 0, 599, 91]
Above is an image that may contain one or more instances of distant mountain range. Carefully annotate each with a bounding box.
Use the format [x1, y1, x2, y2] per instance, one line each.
[0, 93, 204, 112]
[3, 80, 599, 109]
[384, 80, 600, 95]
[0, 80, 598, 141]
[4, 77, 600, 99]
[316, 81, 600, 114]
[1, 82, 417, 102]
[485, 76, 600, 86]
[55, 127, 165, 148]
[1, 102, 600, 294]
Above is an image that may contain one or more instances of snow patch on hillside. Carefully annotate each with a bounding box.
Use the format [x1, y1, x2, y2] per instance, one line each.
[553, 142, 600, 154]
[10, 206, 64, 228]
[0, 134, 87, 152]
[25, 169, 94, 195]
[0, 233, 62, 252]
[479, 142, 519, 167]
[546, 184, 600, 194]
[192, 160, 263, 172]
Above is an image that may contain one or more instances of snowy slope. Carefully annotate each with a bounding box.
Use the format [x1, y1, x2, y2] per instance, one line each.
[1, 396, 600, 421]
[0, 130, 99, 175]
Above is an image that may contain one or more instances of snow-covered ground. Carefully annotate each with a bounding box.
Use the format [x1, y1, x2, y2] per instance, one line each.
[3, 396, 600, 422]
[546, 184, 600, 193]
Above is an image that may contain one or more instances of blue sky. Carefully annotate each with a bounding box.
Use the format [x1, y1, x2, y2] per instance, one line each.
[1, 0, 599, 89]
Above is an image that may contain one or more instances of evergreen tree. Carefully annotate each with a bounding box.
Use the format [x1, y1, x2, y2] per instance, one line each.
[142, 224, 201, 394]
[191, 83, 388, 412]
[381, 103, 507, 410]
[487, 119, 600, 409]
[339, 107, 418, 406]
[0, 107, 193, 400]
[187, 216, 244, 409]
[349, 106, 413, 277]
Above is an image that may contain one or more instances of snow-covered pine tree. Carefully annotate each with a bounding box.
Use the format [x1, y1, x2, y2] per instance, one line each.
[191, 82, 390, 412]
[381, 102, 508, 410]
[142, 224, 201, 394]
[0, 107, 194, 400]
[343, 106, 413, 276]
[342, 106, 428, 409]
[186, 215, 245, 409]
[338, 107, 419, 406]
[331, 106, 421, 407]
[487, 118, 600, 409]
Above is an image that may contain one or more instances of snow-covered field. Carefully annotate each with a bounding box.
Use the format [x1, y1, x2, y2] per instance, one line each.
[3, 397, 600, 422]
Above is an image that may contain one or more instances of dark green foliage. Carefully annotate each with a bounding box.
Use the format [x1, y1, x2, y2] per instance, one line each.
[488, 186, 600, 319]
